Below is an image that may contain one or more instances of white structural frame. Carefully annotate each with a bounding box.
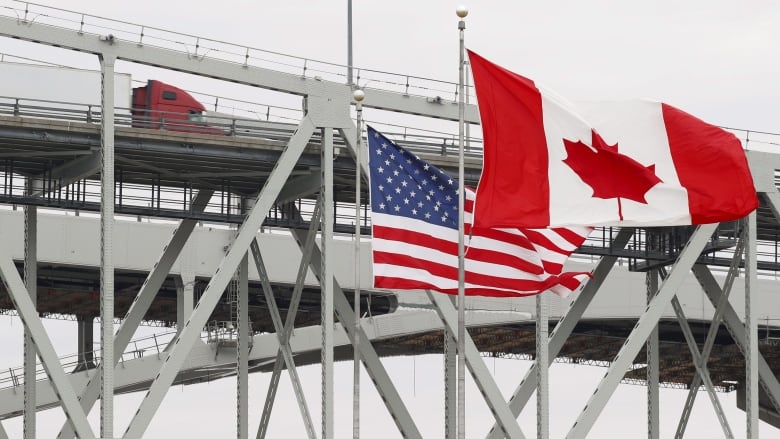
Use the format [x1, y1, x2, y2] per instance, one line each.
[0, 8, 772, 439]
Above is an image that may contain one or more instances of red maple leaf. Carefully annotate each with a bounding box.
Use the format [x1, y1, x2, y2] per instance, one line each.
[563, 130, 662, 204]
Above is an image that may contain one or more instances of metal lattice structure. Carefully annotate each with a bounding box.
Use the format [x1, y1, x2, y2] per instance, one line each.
[0, 2, 778, 439]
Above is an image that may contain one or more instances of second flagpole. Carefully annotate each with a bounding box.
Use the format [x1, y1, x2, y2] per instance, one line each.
[456, 5, 468, 439]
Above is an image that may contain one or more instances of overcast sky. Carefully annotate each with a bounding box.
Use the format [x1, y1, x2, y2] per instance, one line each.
[0, 0, 779, 437]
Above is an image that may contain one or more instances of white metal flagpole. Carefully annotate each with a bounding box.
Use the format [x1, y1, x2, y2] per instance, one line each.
[352, 87, 365, 439]
[455, 5, 468, 439]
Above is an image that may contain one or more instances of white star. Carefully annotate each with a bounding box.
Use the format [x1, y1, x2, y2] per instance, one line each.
[423, 164, 430, 171]
[448, 178, 454, 185]
[406, 159, 412, 164]
[422, 179, 428, 186]
[378, 184, 384, 191]
[401, 181, 408, 187]
[431, 174, 438, 181]
[377, 166, 384, 174]
[412, 208, 418, 215]
[441, 215, 447, 222]
[376, 148, 382, 155]
[394, 205, 401, 212]
[395, 187, 401, 194]
[417, 201, 423, 208]
[389, 153, 395, 160]
[429, 190, 435, 196]
[379, 202, 386, 210]
[386, 177, 393, 183]
[445, 195, 452, 201]
[404, 198, 410, 204]
[424, 212, 431, 219]
[381, 142, 387, 149]
[393, 170, 399, 176]
[414, 169, 420, 175]
[439, 185, 445, 191]
[426, 195, 431, 201]
[386, 194, 392, 202]
[434, 205, 440, 212]
[385, 159, 390, 166]
[373, 132, 380, 138]
[410, 190, 416, 197]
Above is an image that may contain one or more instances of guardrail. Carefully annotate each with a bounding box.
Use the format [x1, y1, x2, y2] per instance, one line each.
[0, 1, 478, 104]
[0, 331, 178, 392]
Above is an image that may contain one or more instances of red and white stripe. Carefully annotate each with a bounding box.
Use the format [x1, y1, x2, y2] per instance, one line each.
[372, 188, 592, 297]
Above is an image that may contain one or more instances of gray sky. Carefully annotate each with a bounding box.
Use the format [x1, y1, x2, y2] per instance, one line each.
[0, 0, 779, 437]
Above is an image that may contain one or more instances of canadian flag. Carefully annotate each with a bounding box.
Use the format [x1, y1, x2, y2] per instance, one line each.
[468, 50, 759, 228]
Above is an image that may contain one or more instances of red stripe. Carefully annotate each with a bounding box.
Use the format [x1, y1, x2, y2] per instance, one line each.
[374, 277, 539, 298]
[373, 251, 557, 292]
[374, 225, 456, 254]
[662, 103, 758, 224]
[468, 50, 550, 228]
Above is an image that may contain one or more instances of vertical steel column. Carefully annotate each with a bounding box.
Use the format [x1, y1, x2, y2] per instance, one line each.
[99, 53, 116, 439]
[536, 294, 549, 439]
[23, 187, 37, 439]
[646, 270, 659, 439]
[352, 90, 364, 439]
[321, 126, 335, 439]
[237, 254, 249, 439]
[175, 271, 195, 336]
[445, 316, 457, 439]
[746, 211, 758, 438]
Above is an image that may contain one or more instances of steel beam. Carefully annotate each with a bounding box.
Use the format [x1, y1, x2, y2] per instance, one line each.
[0, 251, 94, 438]
[675, 233, 744, 439]
[57, 188, 213, 439]
[536, 293, 549, 439]
[746, 211, 759, 438]
[237, 254, 249, 439]
[566, 223, 717, 439]
[646, 270, 659, 439]
[23, 195, 37, 439]
[0, 14, 479, 123]
[287, 208, 424, 439]
[427, 291, 526, 439]
[122, 116, 314, 439]
[250, 238, 317, 439]
[669, 295, 733, 438]
[693, 265, 780, 413]
[30, 151, 101, 197]
[485, 228, 634, 439]
[321, 127, 335, 439]
[99, 53, 117, 439]
[445, 306, 457, 439]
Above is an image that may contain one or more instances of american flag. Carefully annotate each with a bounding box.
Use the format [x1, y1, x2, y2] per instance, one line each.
[368, 126, 593, 297]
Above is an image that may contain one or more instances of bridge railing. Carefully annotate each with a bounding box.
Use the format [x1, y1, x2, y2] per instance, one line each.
[0, 330, 180, 392]
[0, 1, 477, 104]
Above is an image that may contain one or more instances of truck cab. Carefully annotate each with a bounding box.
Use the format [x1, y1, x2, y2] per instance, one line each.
[131, 80, 223, 135]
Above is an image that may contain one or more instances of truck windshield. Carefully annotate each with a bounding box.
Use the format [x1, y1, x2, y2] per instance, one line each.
[188, 110, 205, 123]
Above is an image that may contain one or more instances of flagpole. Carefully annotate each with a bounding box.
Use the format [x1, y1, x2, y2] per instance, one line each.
[352, 88, 365, 439]
[456, 6, 468, 439]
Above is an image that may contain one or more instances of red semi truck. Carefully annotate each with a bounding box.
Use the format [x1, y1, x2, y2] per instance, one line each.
[131, 79, 224, 135]
[0, 62, 224, 135]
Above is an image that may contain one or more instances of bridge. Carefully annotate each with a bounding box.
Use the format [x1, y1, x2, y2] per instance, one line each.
[0, 2, 779, 439]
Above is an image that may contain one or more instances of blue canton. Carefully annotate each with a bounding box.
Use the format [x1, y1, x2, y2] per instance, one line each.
[367, 126, 460, 230]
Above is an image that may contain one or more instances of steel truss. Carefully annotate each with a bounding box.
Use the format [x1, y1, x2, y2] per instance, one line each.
[0, 5, 775, 439]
